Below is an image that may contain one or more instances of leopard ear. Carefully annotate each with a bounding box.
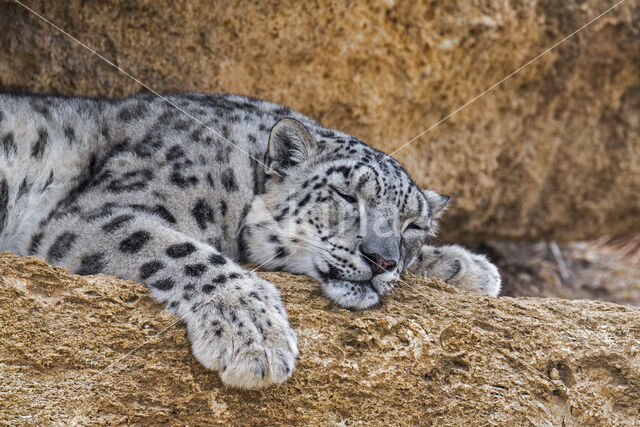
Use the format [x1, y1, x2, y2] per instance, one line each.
[266, 118, 316, 177]
[423, 190, 451, 219]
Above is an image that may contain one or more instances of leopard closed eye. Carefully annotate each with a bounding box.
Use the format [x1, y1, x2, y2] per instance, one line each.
[0, 92, 500, 388]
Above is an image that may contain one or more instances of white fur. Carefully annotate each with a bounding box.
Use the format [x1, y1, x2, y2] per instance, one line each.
[407, 244, 501, 297]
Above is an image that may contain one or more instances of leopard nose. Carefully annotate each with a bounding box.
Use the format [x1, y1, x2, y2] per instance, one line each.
[361, 249, 397, 276]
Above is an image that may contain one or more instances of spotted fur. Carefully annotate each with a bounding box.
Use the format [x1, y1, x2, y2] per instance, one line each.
[0, 92, 500, 389]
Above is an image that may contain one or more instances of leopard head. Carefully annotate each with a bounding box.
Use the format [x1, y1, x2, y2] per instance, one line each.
[241, 118, 449, 309]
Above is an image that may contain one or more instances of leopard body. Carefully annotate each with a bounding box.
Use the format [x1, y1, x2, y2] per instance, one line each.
[0, 92, 500, 388]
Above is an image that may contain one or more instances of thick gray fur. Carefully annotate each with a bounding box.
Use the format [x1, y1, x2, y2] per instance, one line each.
[0, 92, 500, 389]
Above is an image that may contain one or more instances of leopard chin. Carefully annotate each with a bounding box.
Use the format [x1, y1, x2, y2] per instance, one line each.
[319, 279, 382, 310]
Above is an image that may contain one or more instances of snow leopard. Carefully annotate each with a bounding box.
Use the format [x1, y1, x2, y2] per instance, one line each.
[0, 92, 500, 389]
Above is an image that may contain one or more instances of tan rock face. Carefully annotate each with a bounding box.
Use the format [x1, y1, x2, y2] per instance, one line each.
[0, 0, 638, 242]
[2, 252, 640, 424]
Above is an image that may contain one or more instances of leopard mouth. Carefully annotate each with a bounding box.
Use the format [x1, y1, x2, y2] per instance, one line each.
[312, 262, 382, 309]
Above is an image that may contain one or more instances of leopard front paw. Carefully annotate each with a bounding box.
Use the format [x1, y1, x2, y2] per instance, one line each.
[185, 277, 298, 389]
[407, 244, 501, 297]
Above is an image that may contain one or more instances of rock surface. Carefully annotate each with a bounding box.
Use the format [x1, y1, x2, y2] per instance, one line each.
[0, 0, 639, 242]
[2, 252, 640, 425]
[483, 239, 640, 305]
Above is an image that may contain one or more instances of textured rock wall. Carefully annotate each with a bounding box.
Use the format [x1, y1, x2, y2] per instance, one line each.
[0, 0, 639, 242]
[2, 253, 640, 424]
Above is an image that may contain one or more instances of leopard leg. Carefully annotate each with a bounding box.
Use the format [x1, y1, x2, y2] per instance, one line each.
[407, 244, 501, 296]
[30, 206, 298, 389]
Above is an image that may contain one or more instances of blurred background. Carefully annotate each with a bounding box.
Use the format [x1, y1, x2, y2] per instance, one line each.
[1, 0, 638, 302]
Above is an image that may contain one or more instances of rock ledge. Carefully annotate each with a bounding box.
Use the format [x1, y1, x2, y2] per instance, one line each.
[1, 252, 639, 424]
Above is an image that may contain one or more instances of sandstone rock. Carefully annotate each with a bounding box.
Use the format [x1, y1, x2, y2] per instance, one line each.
[1, 252, 639, 424]
[0, 0, 638, 242]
